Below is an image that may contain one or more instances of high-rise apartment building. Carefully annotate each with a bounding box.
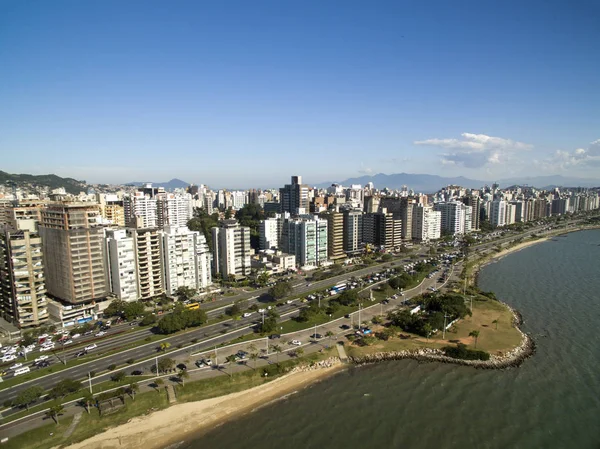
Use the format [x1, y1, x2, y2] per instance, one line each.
[343, 210, 363, 254]
[130, 228, 164, 300]
[157, 193, 193, 228]
[124, 191, 158, 228]
[362, 211, 402, 250]
[161, 226, 212, 295]
[434, 201, 467, 235]
[97, 194, 125, 227]
[412, 204, 441, 241]
[39, 204, 109, 304]
[281, 215, 328, 267]
[319, 211, 345, 261]
[259, 213, 288, 250]
[280, 176, 309, 215]
[105, 229, 139, 302]
[490, 200, 507, 227]
[212, 220, 252, 277]
[0, 221, 49, 328]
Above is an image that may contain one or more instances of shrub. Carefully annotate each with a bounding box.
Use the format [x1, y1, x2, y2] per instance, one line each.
[443, 343, 490, 361]
[108, 364, 117, 371]
[126, 358, 135, 364]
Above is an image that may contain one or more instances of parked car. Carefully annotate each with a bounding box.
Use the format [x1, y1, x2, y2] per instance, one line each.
[131, 370, 143, 376]
[71, 333, 81, 339]
[340, 324, 351, 330]
[290, 340, 302, 346]
[235, 350, 248, 360]
[311, 333, 323, 339]
[95, 331, 106, 337]
[269, 334, 281, 339]
[242, 312, 253, 318]
[195, 359, 206, 368]
[177, 363, 187, 370]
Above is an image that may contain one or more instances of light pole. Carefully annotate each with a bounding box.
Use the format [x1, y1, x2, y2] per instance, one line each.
[442, 313, 449, 339]
[88, 372, 93, 394]
[358, 303, 362, 328]
[265, 336, 269, 355]
[155, 356, 159, 375]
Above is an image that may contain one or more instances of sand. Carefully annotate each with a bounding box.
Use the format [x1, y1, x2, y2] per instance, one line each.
[61, 364, 345, 449]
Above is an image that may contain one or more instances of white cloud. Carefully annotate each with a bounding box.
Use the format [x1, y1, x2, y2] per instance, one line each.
[414, 132, 533, 168]
[358, 163, 373, 175]
[535, 139, 600, 172]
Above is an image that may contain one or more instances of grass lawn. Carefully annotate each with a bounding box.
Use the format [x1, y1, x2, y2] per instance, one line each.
[2, 416, 74, 449]
[345, 296, 522, 358]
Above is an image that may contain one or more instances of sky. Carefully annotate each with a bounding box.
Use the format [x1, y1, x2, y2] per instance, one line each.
[1, 0, 599, 188]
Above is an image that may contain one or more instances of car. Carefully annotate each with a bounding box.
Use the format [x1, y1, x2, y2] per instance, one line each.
[311, 333, 323, 339]
[131, 370, 143, 375]
[269, 334, 281, 339]
[37, 360, 51, 368]
[177, 363, 187, 370]
[39, 345, 54, 352]
[235, 350, 248, 360]
[9, 363, 23, 370]
[242, 312, 253, 318]
[75, 351, 87, 358]
[195, 359, 206, 368]
[129, 321, 139, 326]
[34, 355, 49, 363]
[71, 333, 81, 339]
[84, 331, 93, 336]
[204, 358, 213, 366]
[258, 308, 266, 313]
[382, 299, 390, 305]
[340, 324, 351, 330]
[2, 355, 17, 363]
[290, 340, 302, 346]
[63, 339, 73, 345]
[95, 331, 106, 337]
[84, 344, 97, 351]
[286, 300, 293, 304]
[0, 370, 7, 376]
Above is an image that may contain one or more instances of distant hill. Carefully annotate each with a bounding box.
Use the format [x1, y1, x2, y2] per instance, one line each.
[315, 173, 487, 193]
[0, 170, 87, 195]
[126, 178, 190, 190]
[316, 172, 600, 192]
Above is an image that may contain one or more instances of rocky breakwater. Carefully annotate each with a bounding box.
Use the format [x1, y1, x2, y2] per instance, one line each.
[289, 357, 341, 373]
[351, 306, 536, 370]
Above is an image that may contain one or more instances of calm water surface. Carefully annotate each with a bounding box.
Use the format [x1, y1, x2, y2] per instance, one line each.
[180, 230, 600, 449]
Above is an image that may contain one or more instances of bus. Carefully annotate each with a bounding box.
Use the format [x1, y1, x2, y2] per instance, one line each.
[186, 302, 200, 310]
[329, 282, 348, 296]
[14, 366, 31, 376]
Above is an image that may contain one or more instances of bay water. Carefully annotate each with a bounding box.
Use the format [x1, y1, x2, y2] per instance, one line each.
[180, 230, 600, 449]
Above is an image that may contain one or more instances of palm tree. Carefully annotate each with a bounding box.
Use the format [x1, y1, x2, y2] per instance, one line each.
[249, 352, 259, 370]
[128, 382, 139, 401]
[469, 330, 480, 348]
[492, 319, 498, 330]
[46, 404, 64, 424]
[160, 342, 171, 353]
[154, 378, 164, 394]
[178, 370, 189, 387]
[325, 331, 334, 343]
[79, 391, 94, 414]
[272, 344, 283, 365]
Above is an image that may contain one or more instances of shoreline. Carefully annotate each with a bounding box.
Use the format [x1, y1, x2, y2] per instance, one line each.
[60, 359, 345, 449]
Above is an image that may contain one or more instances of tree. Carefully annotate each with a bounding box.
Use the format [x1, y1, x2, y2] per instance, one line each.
[492, 319, 498, 330]
[21, 331, 36, 347]
[128, 382, 139, 400]
[268, 281, 293, 300]
[15, 386, 44, 411]
[249, 352, 259, 370]
[325, 330, 334, 342]
[79, 391, 94, 414]
[48, 379, 82, 400]
[469, 330, 480, 348]
[294, 347, 304, 358]
[160, 342, 171, 353]
[46, 404, 64, 425]
[158, 357, 175, 373]
[423, 323, 433, 341]
[178, 370, 189, 386]
[111, 371, 126, 383]
[257, 270, 270, 286]
[175, 286, 197, 302]
[226, 301, 242, 317]
[381, 254, 393, 262]
[140, 313, 156, 326]
[272, 345, 283, 365]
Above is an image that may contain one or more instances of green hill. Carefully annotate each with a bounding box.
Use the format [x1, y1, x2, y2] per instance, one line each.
[0, 171, 87, 195]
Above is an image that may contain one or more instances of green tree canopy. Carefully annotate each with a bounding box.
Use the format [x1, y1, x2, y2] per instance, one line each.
[268, 281, 293, 300]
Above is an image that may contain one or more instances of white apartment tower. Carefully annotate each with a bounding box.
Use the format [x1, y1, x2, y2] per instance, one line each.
[105, 229, 139, 302]
[412, 205, 441, 241]
[490, 200, 507, 227]
[433, 201, 467, 235]
[212, 220, 252, 277]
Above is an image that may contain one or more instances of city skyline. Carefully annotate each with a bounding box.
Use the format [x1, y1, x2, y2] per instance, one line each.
[1, 1, 599, 186]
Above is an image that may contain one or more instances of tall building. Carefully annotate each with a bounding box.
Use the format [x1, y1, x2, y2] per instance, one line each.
[362, 211, 402, 250]
[39, 204, 109, 304]
[281, 215, 328, 267]
[97, 194, 125, 227]
[212, 220, 252, 277]
[105, 229, 139, 302]
[156, 193, 193, 228]
[490, 200, 507, 227]
[279, 176, 309, 215]
[0, 220, 49, 328]
[259, 213, 288, 250]
[160, 226, 212, 295]
[462, 196, 482, 231]
[412, 204, 441, 242]
[124, 191, 158, 228]
[319, 211, 345, 261]
[434, 201, 467, 235]
[343, 210, 363, 254]
[130, 228, 164, 300]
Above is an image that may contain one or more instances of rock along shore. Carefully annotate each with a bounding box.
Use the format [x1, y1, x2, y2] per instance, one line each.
[349, 303, 536, 370]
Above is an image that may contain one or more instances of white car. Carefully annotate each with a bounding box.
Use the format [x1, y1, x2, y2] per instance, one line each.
[286, 300, 293, 304]
[290, 340, 302, 346]
[34, 355, 49, 363]
[258, 308, 266, 313]
[39, 346, 54, 352]
[38, 334, 49, 339]
[242, 312, 253, 318]
[71, 333, 81, 339]
[2, 355, 17, 363]
[84, 344, 97, 351]
[9, 363, 23, 370]
[63, 339, 73, 345]
[95, 331, 106, 337]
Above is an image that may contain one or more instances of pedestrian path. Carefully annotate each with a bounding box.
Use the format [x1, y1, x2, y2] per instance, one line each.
[336, 343, 349, 362]
[62, 411, 82, 439]
[166, 385, 177, 404]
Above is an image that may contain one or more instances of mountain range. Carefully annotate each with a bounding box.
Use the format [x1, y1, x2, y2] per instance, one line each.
[315, 173, 600, 192]
[125, 179, 190, 190]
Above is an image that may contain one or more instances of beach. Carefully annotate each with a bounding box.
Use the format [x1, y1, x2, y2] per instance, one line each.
[60, 362, 345, 449]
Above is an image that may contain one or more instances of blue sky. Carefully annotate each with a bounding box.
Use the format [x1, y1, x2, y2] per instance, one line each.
[1, 0, 599, 188]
